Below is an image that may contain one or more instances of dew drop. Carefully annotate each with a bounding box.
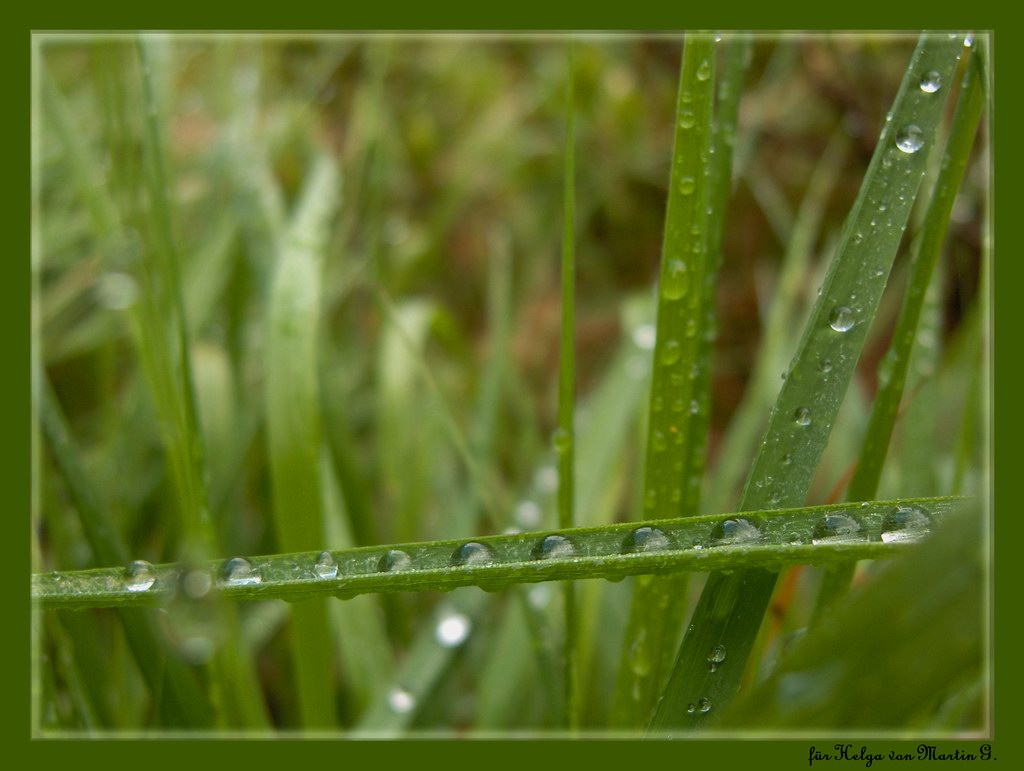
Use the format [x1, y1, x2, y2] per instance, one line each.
[223, 557, 261, 586]
[532, 534, 576, 560]
[710, 518, 761, 546]
[782, 453, 793, 466]
[622, 526, 672, 554]
[678, 111, 695, 129]
[812, 514, 864, 544]
[552, 427, 572, 454]
[678, 176, 696, 196]
[794, 406, 812, 427]
[895, 125, 924, 154]
[696, 58, 711, 81]
[919, 70, 942, 93]
[880, 506, 931, 543]
[652, 430, 667, 452]
[378, 549, 413, 572]
[686, 703, 696, 714]
[660, 339, 682, 365]
[820, 358, 833, 373]
[698, 697, 711, 713]
[689, 399, 699, 415]
[387, 687, 416, 714]
[829, 306, 856, 332]
[314, 551, 338, 580]
[125, 560, 156, 593]
[451, 541, 495, 566]
[632, 323, 656, 350]
[661, 259, 689, 300]
[707, 644, 727, 673]
[435, 610, 472, 647]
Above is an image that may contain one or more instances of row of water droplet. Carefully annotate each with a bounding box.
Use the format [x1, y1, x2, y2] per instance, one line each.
[119, 506, 933, 594]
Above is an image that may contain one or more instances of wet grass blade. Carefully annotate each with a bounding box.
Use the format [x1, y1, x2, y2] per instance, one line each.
[264, 152, 340, 728]
[720, 509, 983, 730]
[648, 33, 966, 735]
[32, 496, 965, 609]
[557, 41, 579, 730]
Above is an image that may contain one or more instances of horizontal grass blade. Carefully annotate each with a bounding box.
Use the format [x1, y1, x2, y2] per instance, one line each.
[32, 496, 965, 609]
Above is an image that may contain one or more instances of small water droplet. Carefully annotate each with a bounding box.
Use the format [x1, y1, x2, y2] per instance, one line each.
[532, 534, 575, 560]
[678, 111, 695, 129]
[794, 407, 812, 427]
[698, 697, 712, 713]
[895, 125, 924, 154]
[314, 551, 338, 580]
[125, 560, 156, 593]
[919, 70, 942, 93]
[451, 541, 495, 566]
[652, 430, 667, 452]
[223, 557, 261, 586]
[660, 339, 682, 365]
[782, 453, 793, 466]
[689, 399, 699, 415]
[880, 506, 931, 543]
[820, 358, 833, 373]
[686, 703, 696, 714]
[707, 644, 727, 672]
[829, 306, 856, 332]
[710, 518, 761, 546]
[678, 176, 696, 196]
[696, 58, 711, 81]
[812, 514, 864, 544]
[435, 610, 472, 647]
[97, 272, 138, 310]
[387, 687, 416, 714]
[662, 259, 689, 300]
[378, 549, 413, 572]
[622, 526, 672, 554]
[552, 427, 572, 454]
[632, 324, 656, 350]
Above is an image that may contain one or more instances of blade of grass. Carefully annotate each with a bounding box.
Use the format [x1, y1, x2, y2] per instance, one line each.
[648, 32, 966, 734]
[814, 48, 984, 620]
[264, 151, 340, 729]
[720, 508, 983, 730]
[556, 40, 579, 731]
[32, 495, 965, 609]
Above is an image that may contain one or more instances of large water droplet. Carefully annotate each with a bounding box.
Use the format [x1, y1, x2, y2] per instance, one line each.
[660, 339, 682, 365]
[707, 644, 727, 672]
[314, 551, 338, 580]
[435, 610, 472, 647]
[451, 541, 496, 566]
[662, 259, 689, 301]
[622, 526, 672, 554]
[679, 110, 695, 129]
[378, 549, 413, 572]
[895, 125, 924, 154]
[812, 514, 864, 544]
[698, 697, 712, 713]
[710, 518, 761, 546]
[678, 176, 696, 196]
[829, 306, 856, 332]
[794, 406, 812, 427]
[881, 506, 931, 543]
[125, 560, 156, 593]
[387, 687, 416, 714]
[223, 557, 261, 586]
[532, 534, 576, 560]
[919, 70, 942, 93]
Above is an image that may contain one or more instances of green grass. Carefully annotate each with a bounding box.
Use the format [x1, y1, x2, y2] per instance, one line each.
[32, 32, 989, 737]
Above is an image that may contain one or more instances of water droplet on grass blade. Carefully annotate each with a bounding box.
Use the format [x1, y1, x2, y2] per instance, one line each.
[622, 526, 671, 553]
[919, 70, 942, 93]
[314, 551, 338, 580]
[451, 541, 496, 566]
[696, 59, 711, 81]
[435, 610, 472, 647]
[378, 549, 413, 572]
[794, 407, 812, 427]
[552, 427, 572, 454]
[896, 125, 924, 154]
[829, 306, 856, 332]
[812, 514, 864, 544]
[710, 518, 761, 546]
[698, 697, 712, 713]
[679, 110, 695, 129]
[125, 560, 156, 592]
[678, 176, 696, 195]
[880, 506, 931, 543]
[223, 557, 260, 586]
[707, 644, 727, 672]
[660, 339, 682, 365]
[532, 534, 575, 560]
